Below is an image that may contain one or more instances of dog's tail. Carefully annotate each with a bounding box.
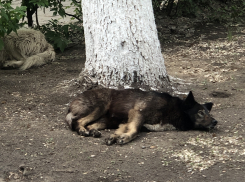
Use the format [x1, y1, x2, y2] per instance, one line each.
[65, 112, 74, 129]
[65, 110, 80, 131]
[19, 44, 55, 70]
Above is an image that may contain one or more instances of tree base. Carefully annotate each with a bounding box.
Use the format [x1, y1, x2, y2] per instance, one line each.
[78, 69, 188, 95]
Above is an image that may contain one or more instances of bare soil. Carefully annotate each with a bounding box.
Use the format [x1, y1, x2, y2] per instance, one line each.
[1, 22, 245, 182]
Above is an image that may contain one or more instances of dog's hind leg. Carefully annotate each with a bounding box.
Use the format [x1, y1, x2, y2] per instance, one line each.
[76, 107, 103, 136]
[19, 44, 55, 70]
[3, 60, 24, 68]
[86, 118, 108, 138]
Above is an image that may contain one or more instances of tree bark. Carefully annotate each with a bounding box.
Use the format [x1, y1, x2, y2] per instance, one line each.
[80, 0, 171, 92]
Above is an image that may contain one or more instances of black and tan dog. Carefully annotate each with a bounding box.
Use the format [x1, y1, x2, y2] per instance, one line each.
[65, 89, 217, 145]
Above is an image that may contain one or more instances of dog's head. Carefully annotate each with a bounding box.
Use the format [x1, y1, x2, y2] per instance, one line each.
[183, 91, 218, 130]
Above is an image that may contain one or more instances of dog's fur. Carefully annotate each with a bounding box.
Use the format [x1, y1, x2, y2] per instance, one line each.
[0, 28, 55, 70]
[66, 89, 218, 145]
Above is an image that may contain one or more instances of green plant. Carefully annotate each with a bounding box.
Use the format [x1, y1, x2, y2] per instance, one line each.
[213, 1, 245, 23]
[21, 0, 82, 27]
[176, 0, 199, 17]
[0, 1, 26, 50]
[152, 0, 245, 23]
[49, 0, 82, 21]
[40, 19, 83, 52]
[22, 0, 49, 27]
[152, 0, 163, 13]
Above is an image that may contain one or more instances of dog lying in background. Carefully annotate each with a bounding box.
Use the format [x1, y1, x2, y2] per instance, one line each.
[0, 28, 55, 70]
[66, 89, 218, 145]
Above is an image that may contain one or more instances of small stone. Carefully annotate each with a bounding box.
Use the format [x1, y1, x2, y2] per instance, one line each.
[141, 146, 146, 149]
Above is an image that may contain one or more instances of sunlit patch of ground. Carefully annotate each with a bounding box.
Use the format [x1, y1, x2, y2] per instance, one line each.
[165, 32, 245, 83]
[171, 134, 245, 172]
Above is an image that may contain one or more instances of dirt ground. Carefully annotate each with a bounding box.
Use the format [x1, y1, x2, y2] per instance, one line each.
[1, 21, 245, 181]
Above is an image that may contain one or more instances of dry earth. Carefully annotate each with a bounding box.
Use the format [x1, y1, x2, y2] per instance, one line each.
[1, 11, 245, 182]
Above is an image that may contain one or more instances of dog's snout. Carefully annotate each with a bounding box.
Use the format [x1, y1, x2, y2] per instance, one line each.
[212, 120, 218, 125]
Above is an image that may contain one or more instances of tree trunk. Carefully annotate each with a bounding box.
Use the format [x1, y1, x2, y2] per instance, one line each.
[26, 5, 38, 27]
[27, 7, 34, 27]
[80, 0, 171, 91]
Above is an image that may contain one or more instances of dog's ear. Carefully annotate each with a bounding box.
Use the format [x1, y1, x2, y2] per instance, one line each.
[184, 91, 196, 105]
[183, 91, 197, 111]
[203, 102, 213, 111]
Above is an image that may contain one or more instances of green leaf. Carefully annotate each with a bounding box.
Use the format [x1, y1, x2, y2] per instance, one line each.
[1, 11, 9, 21]
[54, 37, 67, 52]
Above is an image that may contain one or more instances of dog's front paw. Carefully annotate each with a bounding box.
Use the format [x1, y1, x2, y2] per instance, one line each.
[116, 133, 131, 145]
[89, 129, 101, 138]
[77, 128, 90, 137]
[105, 136, 117, 145]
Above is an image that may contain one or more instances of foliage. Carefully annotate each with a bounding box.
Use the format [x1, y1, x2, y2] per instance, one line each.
[69, 0, 82, 20]
[209, 0, 245, 23]
[152, 0, 206, 17]
[49, 0, 82, 21]
[22, 0, 49, 11]
[0, 1, 26, 50]
[152, 0, 163, 14]
[27, 0, 83, 51]
[21, 0, 82, 27]
[152, 0, 245, 23]
[29, 0, 49, 8]
[0, 0, 83, 52]
[176, 0, 200, 17]
[40, 19, 83, 52]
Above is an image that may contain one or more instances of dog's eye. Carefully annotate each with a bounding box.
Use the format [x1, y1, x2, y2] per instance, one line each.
[197, 110, 204, 117]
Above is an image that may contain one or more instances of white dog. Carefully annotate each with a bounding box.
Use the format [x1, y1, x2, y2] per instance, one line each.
[0, 28, 55, 70]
